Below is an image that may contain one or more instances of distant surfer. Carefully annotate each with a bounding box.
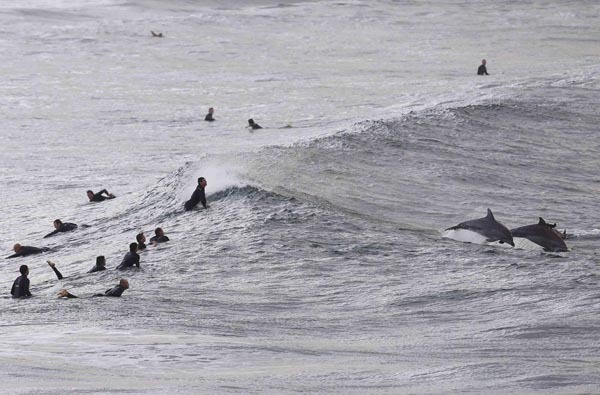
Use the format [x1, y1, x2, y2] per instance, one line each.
[87, 189, 115, 202]
[57, 279, 129, 298]
[136, 232, 147, 250]
[6, 243, 49, 259]
[184, 177, 208, 211]
[44, 219, 78, 238]
[11, 265, 32, 298]
[205, 107, 215, 122]
[47, 256, 106, 279]
[150, 227, 170, 244]
[248, 118, 262, 130]
[116, 243, 140, 270]
[151, 31, 163, 38]
[477, 59, 489, 75]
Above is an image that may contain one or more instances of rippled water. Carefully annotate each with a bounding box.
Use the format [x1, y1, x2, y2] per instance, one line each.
[1, 1, 600, 394]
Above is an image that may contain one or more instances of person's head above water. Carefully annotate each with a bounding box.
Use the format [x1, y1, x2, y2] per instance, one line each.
[208, 107, 214, 114]
[248, 119, 256, 126]
[119, 279, 129, 289]
[136, 232, 146, 244]
[86, 190, 94, 200]
[96, 256, 106, 267]
[129, 242, 138, 253]
[20, 264, 29, 276]
[198, 177, 207, 188]
[155, 227, 164, 237]
[53, 219, 63, 229]
[481, 59, 486, 65]
[13, 243, 22, 253]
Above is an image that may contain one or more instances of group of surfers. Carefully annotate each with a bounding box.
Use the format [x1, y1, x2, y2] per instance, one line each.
[9, 177, 209, 299]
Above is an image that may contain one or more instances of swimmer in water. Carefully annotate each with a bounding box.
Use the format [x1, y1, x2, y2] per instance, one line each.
[47, 256, 106, 280]
[248, 118, 262, 130]
[116, 243, 140, 270]
[149, 227, 170, 244]
[87, 189, 115, 202]
[477, 59, 489, 75]
[136, 232, 147, 250]
[205, 107, 215, 122]
[43, 219, 78, 238]
[6, 243, 49, 259]
[11, 265, 32, 298]
[184, 177, 208, 211]
[57, 279, 129, 298]
[151, 31, 163, 38]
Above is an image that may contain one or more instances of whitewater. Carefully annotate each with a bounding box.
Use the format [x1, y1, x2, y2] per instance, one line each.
[1, 1, 599, 394]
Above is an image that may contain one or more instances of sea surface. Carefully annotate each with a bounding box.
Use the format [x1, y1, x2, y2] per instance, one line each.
[1, 1, 600, 394]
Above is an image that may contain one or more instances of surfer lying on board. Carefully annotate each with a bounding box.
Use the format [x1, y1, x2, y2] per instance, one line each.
[87, 189, 115, 202]
[44, 219, 78, 238]
[57, 279, 129, 298]
[6, 244, 49, 259]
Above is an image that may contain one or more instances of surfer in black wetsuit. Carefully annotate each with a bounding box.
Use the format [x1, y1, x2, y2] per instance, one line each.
[47, 256, 106, 280]
[151, 31, 163, 38]
[57, 279, 129, 298]
[44, 219, 78, 238]
[248, 118, 262, 129]
[116, 243, 140, 270]
[6, 243, 49, 259]
[149, 227, 170, 244]
[184, 177, 208, 211]
[136, 232, 147, 250]
[477, 59, 489, 75]
[11, 265, 32, 298]
[87, 189, 115, 202]
[205, 107, 215, 122]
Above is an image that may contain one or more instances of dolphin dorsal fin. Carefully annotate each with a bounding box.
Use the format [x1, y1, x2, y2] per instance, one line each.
[486, 208, 495, 220]
[538, 217, 546, 225]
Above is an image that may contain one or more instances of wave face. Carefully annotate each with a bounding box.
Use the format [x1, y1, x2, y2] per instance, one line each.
[1, 0, 600, 393]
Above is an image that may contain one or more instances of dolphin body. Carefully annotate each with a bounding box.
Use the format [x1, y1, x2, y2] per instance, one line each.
[511, 217, 568, 252]
[444, 208, 515, 246]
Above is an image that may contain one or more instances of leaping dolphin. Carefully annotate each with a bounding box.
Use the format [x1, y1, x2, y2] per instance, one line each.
[443, 208, 515, 246]
[511, 217, 568, 252]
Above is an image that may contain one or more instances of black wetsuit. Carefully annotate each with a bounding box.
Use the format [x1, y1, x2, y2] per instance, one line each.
[205, 113, 215, 122]
[477, 65, 488, 75]
[251, 123, 262, 130]
[63, 284, 127, 298]
[6, 246, 48, 259]
[44, 223, 78, 238]
[149, 235, 170, 244]
[87, 264, 106, 274]
[90, 189, 112, 202]
[184, 186, 207, 211]
[11, 275, 31, 298]
[116, 251, 140, 270]
[137, 242, 147, 251]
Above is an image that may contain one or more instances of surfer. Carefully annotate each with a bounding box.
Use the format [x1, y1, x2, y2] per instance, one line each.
[149, 227, 170, 244]
[87, 189, 115, 202]
[248, 118, 262, 130]
[43, 219, 78, 238]
[6, 243, 49, 259]
[57, 279, 129, 298]
[151, 31, 163, 38]
[205, 107, 215, 122]
[47, 256, 106, 280]
[116, 243, 140, 270]
[477, 59, 489, 75]
[184, 177, 208, 211]
[136, 232, 147, 250]
[11, 265, 32, 298]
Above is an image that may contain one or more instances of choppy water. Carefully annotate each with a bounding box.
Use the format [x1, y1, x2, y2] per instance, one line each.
[1, 1, 600, 394]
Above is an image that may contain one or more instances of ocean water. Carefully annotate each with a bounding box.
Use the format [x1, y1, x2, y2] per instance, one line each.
[1, 1, 600, 394]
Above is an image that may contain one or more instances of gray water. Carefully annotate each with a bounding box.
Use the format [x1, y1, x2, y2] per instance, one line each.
[1, 1, 600, 394]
